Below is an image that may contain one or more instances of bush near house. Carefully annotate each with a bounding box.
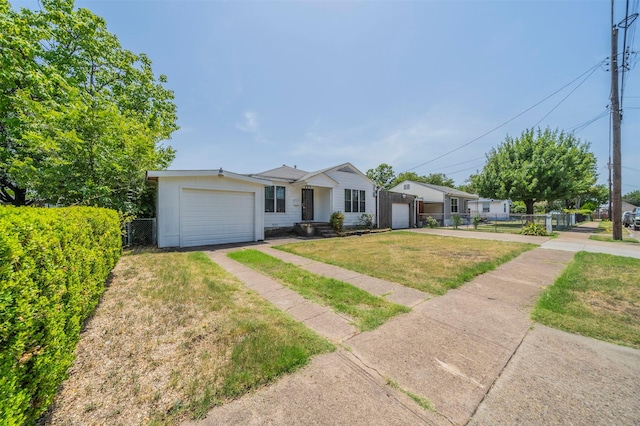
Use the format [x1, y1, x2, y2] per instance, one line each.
[0, 206, 121, 425]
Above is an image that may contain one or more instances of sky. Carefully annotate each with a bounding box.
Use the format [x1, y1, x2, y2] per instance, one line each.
[11, 0, 640, 193]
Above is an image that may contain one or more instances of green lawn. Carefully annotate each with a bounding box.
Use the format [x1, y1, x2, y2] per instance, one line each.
[48, 250, 333, 425]
[274, 231, 536, 295]
[228, 249, 410, 331]
[589, 220, 639, 243]
[532, 252, 640, 349]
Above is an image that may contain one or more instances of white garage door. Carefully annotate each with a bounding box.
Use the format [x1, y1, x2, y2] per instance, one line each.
[391, 203, 410, 229]
[180, 188, 255, 247]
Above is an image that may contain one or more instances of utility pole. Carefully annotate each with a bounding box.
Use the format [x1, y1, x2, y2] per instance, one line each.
[611, 0, 623, 240]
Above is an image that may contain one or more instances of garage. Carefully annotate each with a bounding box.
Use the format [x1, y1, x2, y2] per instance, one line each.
[180, 188, 255, 247]
[146, 169, 266, 248]
[391, 203, 410, 229]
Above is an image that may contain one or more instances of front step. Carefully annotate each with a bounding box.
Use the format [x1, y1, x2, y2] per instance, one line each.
[294, 222, 337, 238]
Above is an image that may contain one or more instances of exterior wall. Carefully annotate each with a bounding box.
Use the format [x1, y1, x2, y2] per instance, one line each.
[156, 175, 265, 248]
[264, 182, 301, 229]
[468, 200, 510, 219]
[378, 190, 416, 229]
[326, 169, 376, 227]
[388, 181, 445, 203]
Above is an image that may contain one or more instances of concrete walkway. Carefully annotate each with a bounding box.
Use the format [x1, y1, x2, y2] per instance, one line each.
[190, 223, 640, 425]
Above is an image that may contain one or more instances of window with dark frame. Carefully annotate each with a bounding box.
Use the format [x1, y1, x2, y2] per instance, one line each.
[345, 189, 366, 213]
[265, 186, 286, 213]
[451, 197, 459, 213]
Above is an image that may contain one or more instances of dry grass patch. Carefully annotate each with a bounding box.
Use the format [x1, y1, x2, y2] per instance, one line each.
[275, 231, 535, 295]
[532, 252, 640, 349]
[43, 250, 333, 425]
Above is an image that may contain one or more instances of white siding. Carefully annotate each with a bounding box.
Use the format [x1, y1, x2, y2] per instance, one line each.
[389, 181, 445, 203]
[264, 182, 301, 228]
[156, 175, 264, 248]
[326, 169, 375, 226]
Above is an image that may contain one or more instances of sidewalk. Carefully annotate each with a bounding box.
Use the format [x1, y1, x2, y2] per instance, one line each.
[190, 225, 640, 425]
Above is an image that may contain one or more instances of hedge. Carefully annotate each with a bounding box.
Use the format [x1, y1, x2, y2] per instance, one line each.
[0, 206, 122, 425]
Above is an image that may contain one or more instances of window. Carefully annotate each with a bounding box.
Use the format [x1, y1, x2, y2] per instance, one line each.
[451, 197, 459, 213]
[265, 186, 285, 213]
[503, 203, 507, 213]
[482, 202, 490, 213]
[404, 183, 410, 190]
[344, 189, 352, 213]
[345, 189, 366, 213]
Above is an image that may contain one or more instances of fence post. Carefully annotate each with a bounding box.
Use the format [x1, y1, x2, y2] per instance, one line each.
[545, 214, 552, 234]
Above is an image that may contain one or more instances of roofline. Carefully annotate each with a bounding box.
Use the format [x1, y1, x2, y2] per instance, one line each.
[146, 169, 269, 185]
[394, 180, 479, 199]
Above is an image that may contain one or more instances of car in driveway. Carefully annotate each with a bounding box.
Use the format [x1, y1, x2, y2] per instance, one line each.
[623, 211, 635, 227]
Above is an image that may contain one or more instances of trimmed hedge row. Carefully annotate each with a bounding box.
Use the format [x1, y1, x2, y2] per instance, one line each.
[0, 206, 121, 425]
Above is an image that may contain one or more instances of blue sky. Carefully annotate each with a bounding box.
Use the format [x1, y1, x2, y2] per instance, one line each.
[12, 0, 640, 193]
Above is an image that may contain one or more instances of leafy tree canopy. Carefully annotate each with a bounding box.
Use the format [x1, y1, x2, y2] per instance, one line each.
[0, 0, 178, 214]
[389, 171, 457, 189]
[366, 163, 395, 189]
[474, 128, 597, 215]
[623, 190, 640, 207]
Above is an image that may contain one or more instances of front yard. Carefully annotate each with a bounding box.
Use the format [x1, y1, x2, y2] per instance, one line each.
[43, 250, 333, 425]
[275, 231, 536, 295]
[532, 252, 640, 349]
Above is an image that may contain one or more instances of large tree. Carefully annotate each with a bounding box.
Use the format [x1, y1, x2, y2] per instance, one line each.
[389, 171, 456, 189]
[0, 0, 178, 213]
[366, 163, 395, 189]
[474, 128, 597, 215]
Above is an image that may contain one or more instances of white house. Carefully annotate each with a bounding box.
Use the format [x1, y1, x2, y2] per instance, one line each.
[147, 163, 376, 248]
[389, 181, 479, 226]
[468, 199, 510, 220]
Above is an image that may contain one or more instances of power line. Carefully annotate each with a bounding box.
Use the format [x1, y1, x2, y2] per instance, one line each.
[567, 109, 609, 133]
[427, 157, 485, 173]
[403, 60, 605, 173]
[532, 65, 600, 127]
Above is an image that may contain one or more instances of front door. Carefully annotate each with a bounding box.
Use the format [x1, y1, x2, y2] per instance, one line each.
[302, 188, 314, 221]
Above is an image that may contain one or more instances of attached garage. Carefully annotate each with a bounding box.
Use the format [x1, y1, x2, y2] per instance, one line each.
[180, 188, 255, 247]
[391, 203, 410, 229]
[147, 170, 266, 248]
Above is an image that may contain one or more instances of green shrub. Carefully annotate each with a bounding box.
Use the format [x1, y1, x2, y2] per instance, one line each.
[451, 214, 462, 230]
[0, 206, 121, 424]
[473, 215, 481, 230]
[330, 211, 344, 232]
[520, 222, 548, 236]
[357, 213, 373, 229]
[425, 216, 438, 228]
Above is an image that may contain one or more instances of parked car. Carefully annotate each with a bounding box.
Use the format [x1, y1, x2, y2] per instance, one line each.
[634, 207, 640, 230]
[623, 211, 635, 227]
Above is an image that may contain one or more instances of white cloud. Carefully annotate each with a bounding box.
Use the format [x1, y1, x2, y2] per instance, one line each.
[236, 110, 272, 145]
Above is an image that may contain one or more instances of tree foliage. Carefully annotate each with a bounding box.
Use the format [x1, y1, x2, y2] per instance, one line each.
[366, 163, 395, 189]
[474, 128, 597, 215]
[623, 190, 640, 207]
[389, 171, 457, 189]
[0, 0, 178, 213]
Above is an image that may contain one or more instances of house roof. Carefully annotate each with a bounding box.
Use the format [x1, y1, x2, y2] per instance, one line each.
[146, 169, 268, 185]
[253, 165, 308, 181]
[403, 181, 479, 199]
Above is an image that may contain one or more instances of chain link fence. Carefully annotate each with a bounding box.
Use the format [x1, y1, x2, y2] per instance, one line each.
[418, 213, 585, 233]
[123, 218, 156, 247]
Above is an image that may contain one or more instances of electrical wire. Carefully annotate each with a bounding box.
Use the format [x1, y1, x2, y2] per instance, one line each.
[532, 65, 600, 128]
[402, 60, 605, 173]
[567, 110, 609, 133]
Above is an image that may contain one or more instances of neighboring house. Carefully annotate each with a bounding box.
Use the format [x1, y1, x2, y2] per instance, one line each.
[147, 163, 376, 248]
[468, 199, 510, 220]
[389, 181, 479, 226]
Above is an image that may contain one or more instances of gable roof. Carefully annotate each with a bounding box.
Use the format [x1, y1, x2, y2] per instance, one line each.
[399, 181, 479, 199]
[253, 165, 308, 181]
[253, 163, 373, 186]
